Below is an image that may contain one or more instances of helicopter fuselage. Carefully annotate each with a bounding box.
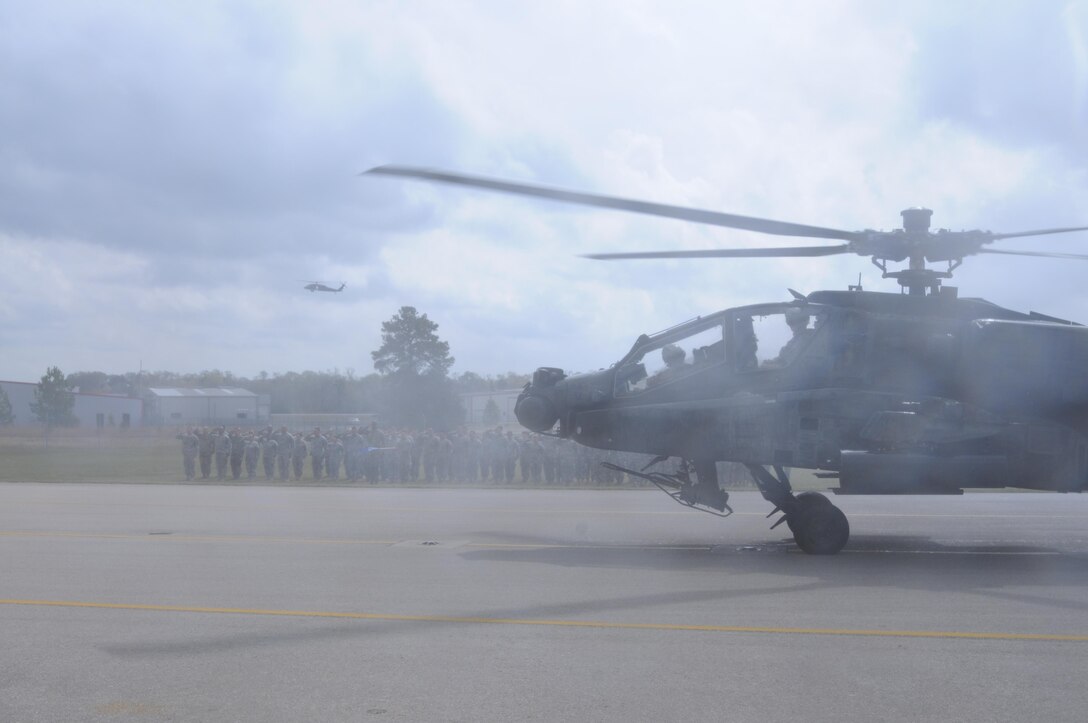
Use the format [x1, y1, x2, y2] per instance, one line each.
[516, 289, 1088, 496]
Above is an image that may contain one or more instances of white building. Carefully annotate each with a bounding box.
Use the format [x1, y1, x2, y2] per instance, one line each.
[144, 387, 268, 426]
[460, 389, 522, 426]
[0, 379, 143, 428]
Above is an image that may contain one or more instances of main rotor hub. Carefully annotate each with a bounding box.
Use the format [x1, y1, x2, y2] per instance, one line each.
[900, 207, 933, 234]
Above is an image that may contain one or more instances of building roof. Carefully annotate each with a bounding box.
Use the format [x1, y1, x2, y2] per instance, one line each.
[146, 387, 257, 398]
[458, 389, 523, 398]
[0, 379, 138, 400]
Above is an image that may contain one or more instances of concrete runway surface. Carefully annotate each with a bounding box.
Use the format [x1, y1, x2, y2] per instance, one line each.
[1, 482, 1087, 722]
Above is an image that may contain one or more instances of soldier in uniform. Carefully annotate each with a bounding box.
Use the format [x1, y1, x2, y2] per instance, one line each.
[410, 431, 422, 481]
[465, 431, 480, 483]
[307, 427, 327, 480]
[213, 427, 231, 481]
[178, 427, 198, 481]
[342, 427, 360, 481]
[421, 430, 438, 483]
[437, 433, 453, 482]
[483, 429, 498, 482]
[274, 426, 293, 481]
[352, 427, 371, 482]
[542, 437, 557, 485]
[395, 431, 413, 483]
[504, 431, 519, 483]
[325, 434, 344, 480]
[229, 429, 245, 480]
[244, 434, 260, 479]
[522, 434, 543, 483]
[197, 428, 214, 479]
[380, 430, 396, 482]
[366, 423, 385, 483]
[261, 433, 278, 480]
[291, 433, 308, 480]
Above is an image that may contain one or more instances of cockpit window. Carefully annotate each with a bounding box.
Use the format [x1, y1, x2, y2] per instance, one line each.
[734, 308, 825, 370]
[615, 324, 725, 395]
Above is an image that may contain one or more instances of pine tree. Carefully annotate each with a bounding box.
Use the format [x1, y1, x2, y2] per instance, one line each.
[371, 307, 463, 429]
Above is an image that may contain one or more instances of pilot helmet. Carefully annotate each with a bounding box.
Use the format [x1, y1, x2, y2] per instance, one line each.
[662, 343, 685, 366]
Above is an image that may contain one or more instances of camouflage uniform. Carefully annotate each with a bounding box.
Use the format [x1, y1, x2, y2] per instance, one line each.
[465, 432, 480, 483]
[178, 429, 198, 481]
[421, 431, 438, 483]
[197, 429, 213, 479]
[274, 427, 293, 481]
[307, 429, 327, 480]
[261, 436, 278, 480]
[244, 436, 260, 478]
[437, 434, 452, 482]
[366, 425, 385, 482]
[229, 430, 245, 480]
[504, 432, 519, 483]
[213, 429, 231, 481]
[342, 429, 360, 481]
[291, 434, 307, 480]
[325, 437, 344, 480]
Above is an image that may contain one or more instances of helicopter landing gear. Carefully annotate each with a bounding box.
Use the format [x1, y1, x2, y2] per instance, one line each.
[792, 503, 850, 555]
[745, 465, 850, 555]
[784, 491, 832, 533]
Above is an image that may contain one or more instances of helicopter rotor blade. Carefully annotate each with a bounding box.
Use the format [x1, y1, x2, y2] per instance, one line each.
[979, 248, 1088, 260]
[584, 245, 852, 260]
[989, 226, 1088, 241]
[365, 165, 861, 242]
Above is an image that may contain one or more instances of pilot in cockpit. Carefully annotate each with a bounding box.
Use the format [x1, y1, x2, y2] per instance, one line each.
[763, 308, 814, 368]
[648, 343, 689, 386]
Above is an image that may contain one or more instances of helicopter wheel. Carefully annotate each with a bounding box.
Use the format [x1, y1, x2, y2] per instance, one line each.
[791, 503, 850, 555]
[785, 491, 832, 534]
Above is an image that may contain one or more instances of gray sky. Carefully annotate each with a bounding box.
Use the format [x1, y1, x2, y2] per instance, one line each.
[2, 1, 1087, 381]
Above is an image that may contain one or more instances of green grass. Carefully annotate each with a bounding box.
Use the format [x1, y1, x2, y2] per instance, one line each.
[0, 429, 180, 483]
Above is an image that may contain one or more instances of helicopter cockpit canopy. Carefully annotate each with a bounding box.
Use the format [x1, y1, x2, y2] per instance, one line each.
[740, 306, 826, 369]
[616, 318, 727, 395]
[615, 304, 828, 396]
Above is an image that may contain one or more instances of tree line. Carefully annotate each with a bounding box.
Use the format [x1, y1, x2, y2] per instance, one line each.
[7, 307, 531, 431]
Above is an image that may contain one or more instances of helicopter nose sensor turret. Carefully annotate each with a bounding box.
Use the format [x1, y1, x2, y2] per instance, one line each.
[515, 367, 565, 432]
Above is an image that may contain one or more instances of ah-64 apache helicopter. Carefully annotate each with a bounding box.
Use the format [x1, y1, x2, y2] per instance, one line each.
[367, 165, 1088, 554]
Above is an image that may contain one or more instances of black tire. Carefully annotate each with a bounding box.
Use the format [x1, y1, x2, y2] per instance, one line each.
[792, 504, 850, 555]
[785, 491, 832, 533]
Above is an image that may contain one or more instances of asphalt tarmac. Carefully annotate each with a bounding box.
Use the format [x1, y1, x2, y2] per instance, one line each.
[2, 483, 1087, 722]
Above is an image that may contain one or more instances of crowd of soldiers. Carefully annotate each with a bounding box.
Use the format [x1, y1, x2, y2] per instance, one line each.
[175, 424, 744, 486]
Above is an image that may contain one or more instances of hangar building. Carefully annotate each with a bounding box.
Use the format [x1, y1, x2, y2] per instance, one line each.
[144, 387, 269, 427]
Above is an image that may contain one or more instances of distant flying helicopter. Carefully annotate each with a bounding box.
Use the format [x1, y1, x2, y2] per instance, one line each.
[302, 281, 345, 293]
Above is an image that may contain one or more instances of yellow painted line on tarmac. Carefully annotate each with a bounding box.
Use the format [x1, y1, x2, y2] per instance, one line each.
[0, 598, 1085, 642]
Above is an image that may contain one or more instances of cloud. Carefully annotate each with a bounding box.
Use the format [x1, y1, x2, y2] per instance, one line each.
[2, 0, 1088, 382]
